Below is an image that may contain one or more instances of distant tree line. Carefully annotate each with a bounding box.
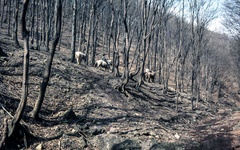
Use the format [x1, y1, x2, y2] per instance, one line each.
[223, 0, 240, 92]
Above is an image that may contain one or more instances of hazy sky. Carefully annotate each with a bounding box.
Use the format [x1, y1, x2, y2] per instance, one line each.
[208, 0, 228, 34]
[172, 0, 228, 34]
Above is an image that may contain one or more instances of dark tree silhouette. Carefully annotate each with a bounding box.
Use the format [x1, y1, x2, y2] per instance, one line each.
[30, 0, 62, 120]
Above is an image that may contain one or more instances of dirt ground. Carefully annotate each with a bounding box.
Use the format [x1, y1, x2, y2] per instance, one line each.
[1, 29, 240, 150]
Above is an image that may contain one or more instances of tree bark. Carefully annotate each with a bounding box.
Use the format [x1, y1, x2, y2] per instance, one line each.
[12, 0, 19, 46]
[91, 4, 98, 66]
[113, 12, 121, 77]
[8, 0, 30, 137]
[175, 0, 184, 111]
[77, 2, 86, 52]
[71, 0, 77, 63]
[30, 0, 36, 48]
[7, 0, 12, 35]
[119, 0, 130, 92]
[45, 0, 51, 51]
[0, 0, 7, 27]
[36, 0, 40, 50]
[31, 0, 62, 120]
[85, 2, 94, 66]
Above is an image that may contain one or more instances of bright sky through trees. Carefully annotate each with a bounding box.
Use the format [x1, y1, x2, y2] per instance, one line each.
[208, 0, 228, 34]
[171, 0, 227, 34]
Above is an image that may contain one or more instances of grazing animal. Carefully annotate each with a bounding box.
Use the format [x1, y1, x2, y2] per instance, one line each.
[106, 59, 112, 66]
[145, 68, 150, 74]
[95, 59, 112, 70]
[101, 53, 112, 66]
[144, 68, 156, 83]
[75, 51, 86, 65]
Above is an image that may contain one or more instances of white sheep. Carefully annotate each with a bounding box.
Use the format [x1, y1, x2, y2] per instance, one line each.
[106, 59, 112, 66]
[95, 59, 112, 70]
[145, 68, 150, 73]
[75, 51, 86, 65]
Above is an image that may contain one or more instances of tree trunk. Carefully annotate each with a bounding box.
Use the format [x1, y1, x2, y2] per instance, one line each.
[77, 2, 86, 52]
[137, 0, 148, 88]
[190, 0, 196, 110]
[58, 0, 64, 51]
[45, 0, 50, 51]
[7, 0, 12, 35]
[91, 6, 98, 66]
[8, 0, 30, 137]
[175, 0, 184, 111]
[12, 0, 19, 46]
[30, 0, 62, 120]
[42, 0, 46, 45]
[120, 0, 130, 92]
[30, 0, 36, 48]
[0, 0, 7, 27]
[39, 0, 43, 46]
[71, 0, 77, 63]
[162, 23, 169, 94]
[153, 28, 159, 71]
[113, 12, 120, 77]
[85, 3, 93, 66]
[107, 0, 114, 63]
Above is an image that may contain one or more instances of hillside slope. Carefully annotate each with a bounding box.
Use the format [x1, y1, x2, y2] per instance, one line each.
[0, 32, 240, 149]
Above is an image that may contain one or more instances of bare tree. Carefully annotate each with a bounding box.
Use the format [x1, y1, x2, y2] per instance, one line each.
[8, 0, 30, 137]
[137, 0, 161, 88]
[30, 0, 36, 48]
[173, 0, 185, 111]
[30, 0, 62, 120]
[77, 1, 86, 53]
[12, 0, 19, 46]
[0, 0, 7, 27]
[223, 0, 240, 38]
[112, 10, 121, 77]
[85, 1, 95, 65]
[118, 0, 130, 92]
[36, 0, 40, 50]
[188, 0, 216, 109]
[6, 0, 12, 35]
[71, 0, 77, 63]
[223, 0, 240, 91]
[45, 0, 53, 51]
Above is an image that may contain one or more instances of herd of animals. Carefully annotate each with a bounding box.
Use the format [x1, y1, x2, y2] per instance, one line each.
[0, 48, 156, 83]
[75, 51, 156, 83]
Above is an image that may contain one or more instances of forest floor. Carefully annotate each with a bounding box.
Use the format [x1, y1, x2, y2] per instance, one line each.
[1, 29, 240, 150]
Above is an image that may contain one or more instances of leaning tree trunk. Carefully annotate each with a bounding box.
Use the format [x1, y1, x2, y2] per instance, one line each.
[30, 0, 62, 120]
[8, 0, 30, 137]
